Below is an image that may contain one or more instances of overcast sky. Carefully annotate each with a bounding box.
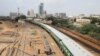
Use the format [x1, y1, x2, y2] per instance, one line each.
[0, 0, 100, 16]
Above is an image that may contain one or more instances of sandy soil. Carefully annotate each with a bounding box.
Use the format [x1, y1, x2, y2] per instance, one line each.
[0, 21, 63, 56]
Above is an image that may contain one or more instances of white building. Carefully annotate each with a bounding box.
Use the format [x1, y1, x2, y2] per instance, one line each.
[76, 19, 91, 24]
[27, 9, 36, 20]
[10, 12, 18, 19]
[27, 9, 35, 17]
[74, 19, 91, 27]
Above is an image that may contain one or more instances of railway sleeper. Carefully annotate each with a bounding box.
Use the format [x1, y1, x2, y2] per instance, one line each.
[6, 47, 15, 56]
[0, 48, 5, 55]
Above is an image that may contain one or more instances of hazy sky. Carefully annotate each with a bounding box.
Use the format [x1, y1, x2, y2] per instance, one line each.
[0, 0, 100, 16]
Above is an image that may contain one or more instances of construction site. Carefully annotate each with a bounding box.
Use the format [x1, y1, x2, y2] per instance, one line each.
[0, 20, 64, 56]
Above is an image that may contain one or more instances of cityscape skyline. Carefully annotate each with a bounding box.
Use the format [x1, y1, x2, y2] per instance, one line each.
[0, 0, 100, 16]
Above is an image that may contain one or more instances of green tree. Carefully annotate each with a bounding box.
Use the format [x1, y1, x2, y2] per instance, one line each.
[45, 16, 74, 28]
[14, 16, 20, 22]
[79, 24, 100, 40]
[88, 32, 100, 40]
[79, 24, 96, 34]
[19, 15, 26, 19]
[45, 16, 57, 21]
[14, 15, 26, 22]
[83, 17, 98, 24]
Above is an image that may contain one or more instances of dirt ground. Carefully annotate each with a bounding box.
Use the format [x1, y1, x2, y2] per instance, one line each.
[0, 21, 63, 56]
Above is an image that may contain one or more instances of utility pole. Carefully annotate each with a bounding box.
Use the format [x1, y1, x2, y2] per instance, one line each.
[18, 7, 19, 16]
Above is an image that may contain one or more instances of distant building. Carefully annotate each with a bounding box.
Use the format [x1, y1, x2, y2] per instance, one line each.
[90, 14, 100, 18]
[74, 18, 91, 27]
[76, 19, 91, 25]
[74, 14, 86, 20]
[27, 9, 36, 20]
[73, 15, 91, 27]
[67, 16, 75, 23]
[10, 12, 18, 19]
[39, 3, 44, 18]
[44, 10, 47, 16]
[27, 9, 35, 17]
[0, 16, 10, 20]
[46, 14, 53, 17]
[54, 13, 66, 19]
[10, 12, 24, 20]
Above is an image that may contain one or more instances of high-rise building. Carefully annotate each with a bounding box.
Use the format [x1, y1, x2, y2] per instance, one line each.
[27, 9, 35, 17]
[39, 3, 44, 17]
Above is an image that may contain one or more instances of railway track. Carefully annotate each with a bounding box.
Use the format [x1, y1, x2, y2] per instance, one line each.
[0, 24, 20, 56]
[57, 27, 100, 53]
[42, 33, 55, 56]
[0, 23, 30, 56]
[6, 25, 24, 56]
[0, 21, 64, 56]
[63, 28, 100, 45]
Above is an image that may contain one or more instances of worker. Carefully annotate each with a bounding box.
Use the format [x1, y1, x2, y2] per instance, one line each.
[49, 48, 52, 54]
[38, 49, 40, 54]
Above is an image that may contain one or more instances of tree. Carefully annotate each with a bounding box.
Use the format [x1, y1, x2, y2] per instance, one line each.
[45, 16, 73, 27]
[14, 15, 26, 22]
[83, 17, 98, 24]
[79, 24, 100, 40]
[97, 18, 100, 25]
[79, 24, 96, 34]
[45, 16, 57, 21]
[15, 16, 20, 22]
[88, 31, 100, 40]
[19, 15, 26, 19]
